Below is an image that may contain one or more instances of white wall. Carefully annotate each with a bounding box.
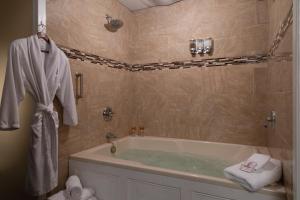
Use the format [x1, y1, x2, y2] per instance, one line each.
[0, 0, 34, 199]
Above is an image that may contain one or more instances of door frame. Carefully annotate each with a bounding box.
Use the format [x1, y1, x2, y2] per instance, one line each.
[32, 0, 46, 33]
[294, 0, 300, 199]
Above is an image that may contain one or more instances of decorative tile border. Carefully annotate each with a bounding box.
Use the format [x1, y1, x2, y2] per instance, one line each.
[59, 45, 269, 72]
[59, 46, 132, 71]
[59, 5, 293, 71]
[268, 5, 293, 56]
[130, 55, 269, 71]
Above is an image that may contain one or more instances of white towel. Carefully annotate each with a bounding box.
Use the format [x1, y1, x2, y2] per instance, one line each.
[65, 175, 83, 200]
[48, 191, 67, 200]
[224, 158, 282, 192]
[81, 188, 96, 200]
[241, 153, 271, 172]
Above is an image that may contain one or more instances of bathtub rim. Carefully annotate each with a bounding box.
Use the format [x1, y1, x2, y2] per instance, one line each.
[70, 136, 286, 198]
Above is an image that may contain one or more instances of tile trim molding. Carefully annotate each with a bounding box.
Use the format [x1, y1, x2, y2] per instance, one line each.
[59, 45, 269, 71]
[58, 5, 293, 72]
[59, 45, 132, 70]
[268, 5, 293, 56]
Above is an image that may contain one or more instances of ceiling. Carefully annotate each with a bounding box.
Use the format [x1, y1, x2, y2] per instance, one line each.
[118, 0, 182, 11]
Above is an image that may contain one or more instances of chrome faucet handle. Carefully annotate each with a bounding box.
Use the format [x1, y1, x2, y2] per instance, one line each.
[103, 107, 114, 121]
[264, 111, 277, 128]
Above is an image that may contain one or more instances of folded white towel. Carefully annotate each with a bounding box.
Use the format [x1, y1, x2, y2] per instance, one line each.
[65, 175, 83, 200]
[224, 158, 282, 192]
[241, 153, 271, 172]
[48, 191, 67, 200]
[81, 188, 96, 200]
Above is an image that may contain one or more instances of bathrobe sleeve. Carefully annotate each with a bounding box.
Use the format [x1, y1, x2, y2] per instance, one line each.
[56, 58, 78, 126]
[0, 43, 25, 130]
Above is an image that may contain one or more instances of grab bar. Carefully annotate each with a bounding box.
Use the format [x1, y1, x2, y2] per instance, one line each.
[75, 72, 83, 102]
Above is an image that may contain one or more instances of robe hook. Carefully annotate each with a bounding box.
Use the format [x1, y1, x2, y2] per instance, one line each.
[38, 21, 47, 33]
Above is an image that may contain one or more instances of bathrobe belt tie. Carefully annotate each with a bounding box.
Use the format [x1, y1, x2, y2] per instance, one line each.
[34, 103, 59, 171]
[36, 103, 54, 113]
[35, 103, 58, 128]
[35, 103, 58, 127]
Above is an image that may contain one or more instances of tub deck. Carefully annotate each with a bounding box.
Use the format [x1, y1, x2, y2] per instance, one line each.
[70, 136, 286, 200]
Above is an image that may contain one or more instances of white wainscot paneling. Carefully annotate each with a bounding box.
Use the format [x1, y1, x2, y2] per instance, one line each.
[69, 160, 286, 200]
[127, 179, 181, 200]
[192, 192, 232, 200]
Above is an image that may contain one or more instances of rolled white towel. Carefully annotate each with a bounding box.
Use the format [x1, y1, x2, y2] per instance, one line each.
[65, 175, 83, 200]
[224, 158, 282, 192]
[241, 153, 271, 172]
[48, 191, 67, 200]
[81, 188, 96, 200]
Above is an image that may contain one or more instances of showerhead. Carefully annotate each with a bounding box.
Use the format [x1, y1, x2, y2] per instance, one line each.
[104, 15, 124, 32]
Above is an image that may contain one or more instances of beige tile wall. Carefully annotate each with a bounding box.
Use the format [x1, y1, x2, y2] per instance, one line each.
[131, 63, 268, 145]
[47, 0, 293, 196]
[266, 0, 293, 199]
[267, 0, 293, 50]
[129, 0, 270, 145]
[131, 0, 269, 64]
[47, 0, 136, 63]
[47, 0, 136, 192]
[55, 60, 134, 190]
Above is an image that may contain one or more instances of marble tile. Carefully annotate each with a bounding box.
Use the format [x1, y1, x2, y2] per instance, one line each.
[47, 0, 136, 63]
[133, 64, 268, 146]
[132, 0, 268, 64]
[266, 1, 293, 196]
[267, 60, 293, 93]
[54, 60, 134, 192]
[267, 0, 293, 48]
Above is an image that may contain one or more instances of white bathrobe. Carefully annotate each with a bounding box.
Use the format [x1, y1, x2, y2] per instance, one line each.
[0, 35, 78, 195]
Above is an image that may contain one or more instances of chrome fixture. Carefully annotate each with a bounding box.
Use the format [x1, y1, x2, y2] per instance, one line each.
[103, 107, 113, 121]
[106, 132, 117, 154]
[104, 15, 123, 32]
[106, 132, 117, 142]
[264, 111, 277, 128]
[75, 72, 83, 103]
[203, 38, 213, 54]
[190, 38, 214, 56]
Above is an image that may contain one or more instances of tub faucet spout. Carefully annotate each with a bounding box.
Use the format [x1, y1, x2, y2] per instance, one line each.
[106, 132, 117, 143]
[105, 132, 117, 154]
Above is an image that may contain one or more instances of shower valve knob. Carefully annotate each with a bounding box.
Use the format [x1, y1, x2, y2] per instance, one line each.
[103, 107, 114, 121]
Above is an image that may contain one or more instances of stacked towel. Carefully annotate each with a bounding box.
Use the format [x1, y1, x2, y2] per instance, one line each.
[48, 189, 98, 200]
[65, 175, 83, 200]
[240, 153, 271, 173]
[48, 175, 99, 200]
[224, 153, 282, 192]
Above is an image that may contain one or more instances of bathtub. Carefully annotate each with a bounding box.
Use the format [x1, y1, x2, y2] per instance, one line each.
[69, 136, 286, 200]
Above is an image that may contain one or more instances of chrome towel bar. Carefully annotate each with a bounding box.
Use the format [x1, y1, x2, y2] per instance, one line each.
[75, 72, 83, 102]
